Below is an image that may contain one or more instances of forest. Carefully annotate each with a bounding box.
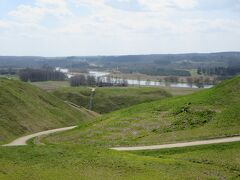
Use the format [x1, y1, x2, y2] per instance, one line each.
[19, 68, 66, 82]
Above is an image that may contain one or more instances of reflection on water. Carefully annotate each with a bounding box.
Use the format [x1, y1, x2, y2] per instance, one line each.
[89, 71, 213, 89]
[56, 68, 213, 89]
[89, 71, 110, 77]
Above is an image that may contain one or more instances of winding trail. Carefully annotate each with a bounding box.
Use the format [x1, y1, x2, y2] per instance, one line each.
[2, 126, 240, 150]
[111, 136, 240, 151]
[2, 126, 77, 146]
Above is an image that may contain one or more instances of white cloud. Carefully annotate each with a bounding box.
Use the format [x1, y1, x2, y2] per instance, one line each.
[8, 0, 72, 24]
[0, 20, 11, 28]
[0, 0, 239, 56]
[138, 0, 198, 11]
[8, 5, 45, 23]
[36, 0, 67, 7]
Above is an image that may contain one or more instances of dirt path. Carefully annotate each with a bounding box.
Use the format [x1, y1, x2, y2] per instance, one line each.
[111, 136, 240, 151]
[3, 127, 240, 150]
[2, 126, 77, 146]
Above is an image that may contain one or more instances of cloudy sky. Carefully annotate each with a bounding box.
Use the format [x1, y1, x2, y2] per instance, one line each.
[0, 0, 239, 56]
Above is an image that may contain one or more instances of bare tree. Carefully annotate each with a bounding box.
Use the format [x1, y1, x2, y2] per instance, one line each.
[137, 75, 141, 87]
[186, 77, 193, 87]
[145, 79, 151, 86]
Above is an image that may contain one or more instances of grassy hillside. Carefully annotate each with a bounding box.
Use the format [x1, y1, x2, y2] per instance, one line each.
[52, 87, 172, 114]
[0, 142, 239, 179]
[0, 77, 239, 179]
[0, 78, 97, 144]
[45, 76, 240, 147]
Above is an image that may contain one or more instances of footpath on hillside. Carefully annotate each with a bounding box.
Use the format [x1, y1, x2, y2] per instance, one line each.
[2, 127, 240, 150]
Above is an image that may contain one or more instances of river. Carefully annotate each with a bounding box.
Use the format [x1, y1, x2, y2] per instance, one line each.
[56, 68, 213, 89]
[89, 71, 213, 89]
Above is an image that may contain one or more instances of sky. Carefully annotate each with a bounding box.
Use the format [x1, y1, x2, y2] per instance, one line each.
[0, 0, 239, 56]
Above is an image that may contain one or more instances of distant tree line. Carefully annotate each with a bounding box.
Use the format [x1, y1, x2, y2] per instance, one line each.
[186, 77, 217, 88]
[19, 68, 66, 82]
[197, 66, 240, 76]
[0, 68, 17, 75]
[164, 76, 179, 83]
[139, 76, 215, 88]
[160, 76, 216, 88]
[70, 75, 128, 87]
[70, 75, 96, 87]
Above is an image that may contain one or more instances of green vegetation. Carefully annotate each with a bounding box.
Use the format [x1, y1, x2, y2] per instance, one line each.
[0, 77, 239, 179]
[0, 78, 97, 144]
[0, 75, 19, 80]
[52, 87, 172, 113]
[0, 142, 239, 179]
[19, 68, 66, 82]
[132, 142, 240, 177]
[33, 80, 200, 96]
[159, 86, 201, 96]
[31, 81, 70, 91]
[45, 76, 240, 147]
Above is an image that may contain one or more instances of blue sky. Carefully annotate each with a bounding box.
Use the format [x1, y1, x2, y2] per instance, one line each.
[0, 0, 239, 56]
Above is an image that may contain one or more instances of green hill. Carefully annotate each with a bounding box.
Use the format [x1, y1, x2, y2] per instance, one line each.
[0, 78, 97, 144]
[46, 76, 240, 147]
[52, 87, 171, 114]
[0, 77, 240, 179]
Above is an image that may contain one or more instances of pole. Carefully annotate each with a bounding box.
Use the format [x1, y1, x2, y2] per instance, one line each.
[89, 88, 95, 110]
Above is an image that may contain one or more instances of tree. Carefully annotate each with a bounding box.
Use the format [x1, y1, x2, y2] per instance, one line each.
[194, 77, 204, 88]
[19, 69, 30, 82]
[86, 76, 96, 87]
[19, 68, 66, 82]
[145, 79, 151, 86]
[122, 79, 128, 87]
[164, 77, 170, 87]
[186, 77, 193, 87]
[204, 77, 210, 85]
[197, 67, 202, 75]
[70, 75, 86, 87]
[137, 75, 141, 87]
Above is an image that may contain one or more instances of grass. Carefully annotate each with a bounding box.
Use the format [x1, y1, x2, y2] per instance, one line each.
[0, 78, 97, 144]
[0, 142, 239, 179]
[32, 81, 200, 114]
[31, 81, 70, 91]
[131, 142, 240, 177]
[0, 75, 19, 80]
[0, 77, 240, 179]
[161, 86, 201, 96]
[45, 76, 240, 147]
[52, 86, 172, 114]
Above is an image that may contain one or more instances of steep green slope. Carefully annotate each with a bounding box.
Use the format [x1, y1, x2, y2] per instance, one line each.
[0, 78, 97, 144]
[46, 76, 240, 147]
[52, 87, 171, 114]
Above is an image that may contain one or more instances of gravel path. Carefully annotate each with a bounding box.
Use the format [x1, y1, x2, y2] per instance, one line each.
[2, 126, 77, 146]
[3, 126, 239, 150]
[111, 136, 240, 151]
